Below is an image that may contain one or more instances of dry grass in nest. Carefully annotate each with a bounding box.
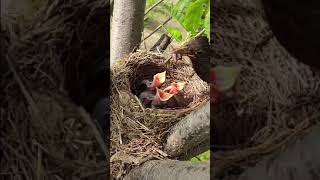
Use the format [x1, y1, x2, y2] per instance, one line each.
[208, 0, 320, 176]
[110, 51, 209, 178]
[1, 0, 109, 179]
[210, 37, 320, 176]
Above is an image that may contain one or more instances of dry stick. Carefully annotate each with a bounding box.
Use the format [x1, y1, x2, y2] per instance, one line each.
[165, 101, 210, 158]
[141, 31, 147, 50]
[150, 34, 165, 52]
[36, 147, 42, 180]
[5, 54, 40, 117]
[143, 17, 172, 41]
[134, 95, 145, 112]
[150, 33, 172, 52]
[144, 0, 165, 16]
[77, 107, 108, 157]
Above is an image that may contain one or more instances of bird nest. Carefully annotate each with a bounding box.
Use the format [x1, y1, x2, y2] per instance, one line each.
[110, 51, 209, 178]
[210, 0, 320, 178]
[1, 0, 109, 179]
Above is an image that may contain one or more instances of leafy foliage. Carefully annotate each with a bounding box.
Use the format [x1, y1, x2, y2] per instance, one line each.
[191, 150, 210, 162]
[146, 0, 157, 7]
[163, 27, 183, 42]
[164, 0, 210, 43]
[204, 10, 210, 40]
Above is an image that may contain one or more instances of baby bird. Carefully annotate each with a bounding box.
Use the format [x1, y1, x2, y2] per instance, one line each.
[151, 87, 175, 108]
[138, 71, 186, 108]
[138, 71, 166, 107]
[210, 66, 241, 105]
[139, 89, 154, 107]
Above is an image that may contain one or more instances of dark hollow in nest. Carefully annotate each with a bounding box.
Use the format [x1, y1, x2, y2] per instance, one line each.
[212, 102, 267, 151]
[128, 59, 206, 109]
[130, 63, 166, 96]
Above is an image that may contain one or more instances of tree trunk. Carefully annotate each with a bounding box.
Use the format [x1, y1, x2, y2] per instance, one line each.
[123, 160, 210, 180]
[110, 0, 146, 65]
[165, 101, 210, 157]
[237, 125, 320, 180]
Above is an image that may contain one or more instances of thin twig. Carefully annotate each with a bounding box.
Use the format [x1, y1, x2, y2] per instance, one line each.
[144, 0, 165, 16]
[150, 33, 172, 52]
[134, 95, 145, 112]
[111, 78, 122, 98]
[5, 54, 40, 116]
[143, 17, 172, 41]
[142, 31, 147, 50]
[36, 146, 42, 180]
[195, 28, 206, 38]
[78, 107, 108, 157]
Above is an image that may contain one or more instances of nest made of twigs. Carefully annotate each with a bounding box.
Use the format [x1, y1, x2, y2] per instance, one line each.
[110, 51, 209, 178]
[1, 0, 109, 179]
[210, 0, 320, 178]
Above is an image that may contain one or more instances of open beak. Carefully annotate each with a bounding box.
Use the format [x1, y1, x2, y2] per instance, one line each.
[150, 71, 166, 89]
[155, 87, 174, 101]
[211, 66, 241, 92]
[163, 82, 186, 95]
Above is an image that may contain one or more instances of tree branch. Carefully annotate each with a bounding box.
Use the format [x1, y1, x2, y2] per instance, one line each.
[178, 138, 209, 161]
[123, 160, 210, 180]
[165, 101, 210, 157]
[150, 33, 172, 52]
[237, 125, 320, 180]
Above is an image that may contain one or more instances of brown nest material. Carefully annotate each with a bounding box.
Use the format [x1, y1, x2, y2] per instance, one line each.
[1, 0, 109, 179]
[210, 0, 320, 178]
[110, 51, 209, 178]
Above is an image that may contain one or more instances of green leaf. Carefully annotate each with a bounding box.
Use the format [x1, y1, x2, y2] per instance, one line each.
[146, 0, 157, 8]
[163, 27, 183, 42]
[183, 0, 209, 35]
[191, 150, 210, 162]
[165, 0, 210, 45]
[204, 8, 210, 41]
[170, 0, 196, 28]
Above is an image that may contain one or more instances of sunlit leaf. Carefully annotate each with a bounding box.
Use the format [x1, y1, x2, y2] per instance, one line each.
[183, 0, 209, 35]
[164, 27, 183, 42]
[204, 8, 210, 41]
[191, 150, 210, 162]
[170, 0, 196, 28]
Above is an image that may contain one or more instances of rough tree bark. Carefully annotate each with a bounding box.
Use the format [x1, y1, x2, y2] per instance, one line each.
[123, 160, 210, 180]
[110, 0, 146, 65]
[165, 101, 210, 158]
[237, 124, 320, 180]
[179, 139, 210, 160]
